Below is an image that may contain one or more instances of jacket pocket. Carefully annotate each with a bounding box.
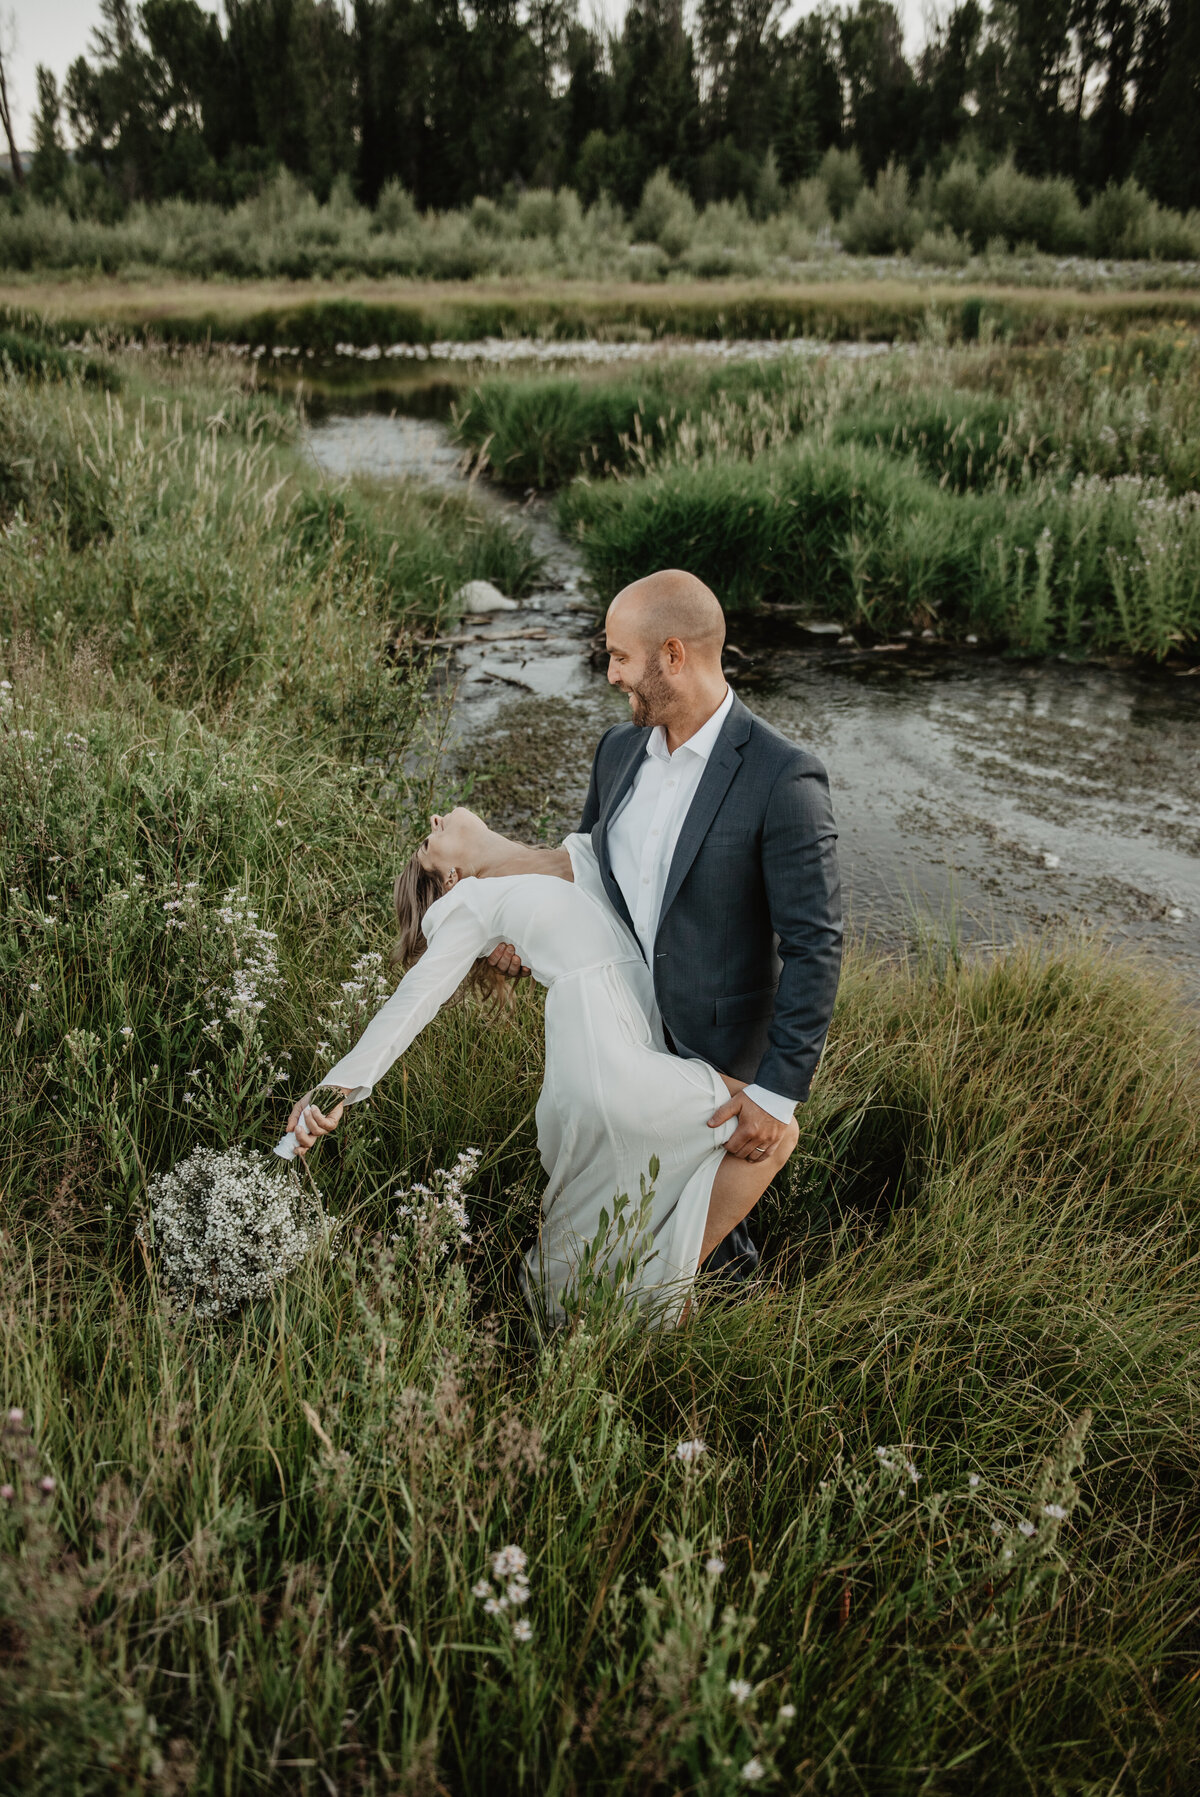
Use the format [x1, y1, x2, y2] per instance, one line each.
[713, 985, 777, 1026]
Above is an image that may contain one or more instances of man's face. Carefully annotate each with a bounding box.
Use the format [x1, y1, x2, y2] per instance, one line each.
[606, 610, 672, 728]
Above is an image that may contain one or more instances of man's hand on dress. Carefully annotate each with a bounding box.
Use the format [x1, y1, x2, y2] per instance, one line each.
[708, 1090, 789, 1161]
[487, 943, 531, 979]
[287, 1089, 349, 1153]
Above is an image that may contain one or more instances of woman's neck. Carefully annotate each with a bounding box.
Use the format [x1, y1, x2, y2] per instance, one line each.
[473, 827, 573, 883]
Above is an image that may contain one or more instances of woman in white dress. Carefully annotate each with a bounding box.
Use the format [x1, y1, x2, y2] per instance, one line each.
[282, 808, 798, 1327]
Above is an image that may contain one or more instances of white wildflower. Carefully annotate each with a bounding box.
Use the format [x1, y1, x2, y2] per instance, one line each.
[1042, 1502, 1067, 1521]
[140, 1145, 330, 1319]
[483, 1597, 506, 1616]
[393, 1149, 480, 1266]
[511, 1618, 533, 1643]
[675, 1438, 706, 1464]
[507, 1580, 531, 1605]
[492, 1544, 527, 1580]
[1017, 1519, 1036, 1538]
[778, 1703, 797, 1721]
[741, 1759, 766, 1784]
[727, 1678, 753, 1704]
[471, 1580, 492, 1600]
[704, 1556, 726, 1576]
[968, 1473, 981, 1488]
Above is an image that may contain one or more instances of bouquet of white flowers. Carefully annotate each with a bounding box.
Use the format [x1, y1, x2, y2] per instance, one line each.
[142, 1144, 332, 1319]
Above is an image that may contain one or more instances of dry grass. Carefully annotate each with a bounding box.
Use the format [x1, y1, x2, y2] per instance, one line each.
[4, 275, 1200, 349]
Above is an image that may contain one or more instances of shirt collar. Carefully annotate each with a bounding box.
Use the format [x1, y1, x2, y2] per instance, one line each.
[646, 685, 733, 764]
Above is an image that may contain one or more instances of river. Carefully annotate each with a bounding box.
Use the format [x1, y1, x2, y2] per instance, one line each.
[301, 380, 1200, 993]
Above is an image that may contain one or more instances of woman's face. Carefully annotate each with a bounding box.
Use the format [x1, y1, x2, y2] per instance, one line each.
[416, 808, 484, 886]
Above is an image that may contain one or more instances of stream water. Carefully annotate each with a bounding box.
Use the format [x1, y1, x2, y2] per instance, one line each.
[302, 386, 1200, 993]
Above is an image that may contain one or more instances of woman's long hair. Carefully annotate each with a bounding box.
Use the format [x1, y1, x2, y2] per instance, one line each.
[392, 851, 509, 1004]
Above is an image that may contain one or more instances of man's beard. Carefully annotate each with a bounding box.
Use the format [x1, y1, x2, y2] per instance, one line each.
[624, 652, 672, 728]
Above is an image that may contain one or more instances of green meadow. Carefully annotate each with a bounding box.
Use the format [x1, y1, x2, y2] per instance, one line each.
[1, 335, 1198, 1793]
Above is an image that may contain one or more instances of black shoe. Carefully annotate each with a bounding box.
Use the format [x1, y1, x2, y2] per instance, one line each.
[698, 1218, 760, 1292]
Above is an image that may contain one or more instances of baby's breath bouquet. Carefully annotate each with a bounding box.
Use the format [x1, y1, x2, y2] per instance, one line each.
[141, 1144, 333, 1319]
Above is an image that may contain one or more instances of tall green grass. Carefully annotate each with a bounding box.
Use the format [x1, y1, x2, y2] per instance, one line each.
[2, 661, 1197, 1790]
[451, 337, 1200, 655]
[0, 357, 539, 709]
[2, 345, 1199, 1790]
[560, 438, 1200, 655]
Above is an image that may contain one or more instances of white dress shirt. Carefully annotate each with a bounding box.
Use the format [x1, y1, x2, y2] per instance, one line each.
[607, 687, 796, 1124]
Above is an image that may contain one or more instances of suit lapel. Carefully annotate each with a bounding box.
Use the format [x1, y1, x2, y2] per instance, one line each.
[656, 695, 751, 933]
[591, 727, 651, 939]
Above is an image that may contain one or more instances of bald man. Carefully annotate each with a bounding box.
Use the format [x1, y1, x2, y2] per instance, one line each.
[495, 568, 842, 1285]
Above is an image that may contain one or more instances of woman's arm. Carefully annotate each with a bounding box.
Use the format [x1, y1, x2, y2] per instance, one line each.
[277, 900, 489, 1156]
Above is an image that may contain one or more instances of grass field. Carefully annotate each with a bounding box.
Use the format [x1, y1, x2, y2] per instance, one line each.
[2, 348, 1199, 1793]
[6, 274, 1200, 352]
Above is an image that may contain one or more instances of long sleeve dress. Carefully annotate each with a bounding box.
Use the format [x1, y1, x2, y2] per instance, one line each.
[321, 835, 736, 1327]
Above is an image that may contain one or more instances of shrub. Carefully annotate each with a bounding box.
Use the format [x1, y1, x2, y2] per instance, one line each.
[915, 225, 970, 268]
[972, 158, 1087, 253]
[374, 176, 419, 233]
[818, 144, 864, 219]
[839, 161, 921, 255]
[633, 168, 698, 259]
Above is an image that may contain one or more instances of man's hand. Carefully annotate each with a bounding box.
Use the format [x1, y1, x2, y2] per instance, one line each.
[708, 1090, 789, 1161]
[286, 1088, 348, 1153]
[487, 943, 531, 979]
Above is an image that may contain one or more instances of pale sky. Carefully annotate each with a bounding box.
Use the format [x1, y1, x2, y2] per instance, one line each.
[4, 0, 930, 148]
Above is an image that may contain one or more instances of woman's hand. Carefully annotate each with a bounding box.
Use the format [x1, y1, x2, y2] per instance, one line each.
[286, 1088, 349, 1153]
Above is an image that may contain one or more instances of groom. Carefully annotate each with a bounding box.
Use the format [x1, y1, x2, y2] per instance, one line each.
[492, 567, 842, 1280]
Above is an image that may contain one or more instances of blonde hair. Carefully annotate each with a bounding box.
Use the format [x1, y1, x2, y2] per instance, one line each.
[392, 851, 510, 1005]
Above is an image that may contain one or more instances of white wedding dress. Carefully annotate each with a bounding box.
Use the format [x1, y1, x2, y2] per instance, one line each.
[319, 835, 735, 1326]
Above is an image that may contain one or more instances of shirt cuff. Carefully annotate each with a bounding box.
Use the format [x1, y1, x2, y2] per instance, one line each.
[742, 1083, 797, 1124]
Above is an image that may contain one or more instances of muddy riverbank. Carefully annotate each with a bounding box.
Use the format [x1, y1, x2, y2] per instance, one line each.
[303, 397, 1200, 992]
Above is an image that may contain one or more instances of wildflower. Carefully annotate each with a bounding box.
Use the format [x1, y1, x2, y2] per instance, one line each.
[704, 1556, 727, 1575]
[1017, 1519, 1036, 1538]
[492, 1544, 527, 1580]
[991, 1521, 1002, 1535]
[120, 1026, 133, 1039]
[511, 1618, 533, 1643]
[727, 1678, 753, 1704]
[1042, 1502, 1067, 1521]
[968, 1473, 981, 1487]
[675, 1438, 706, 1464]
[778, 1703, 797, 1721]
[741, 1758, 766, 1783]
[141, 1144, 330, 1318]
[483, 1597, 508, 1616]
[0, 1485, 13, 1501]
[471, 1580, 492, 1599]
[28, 983, 40, 994]
[507, 1580, 531, 1605]
[7, 1407, 23, 1425]
[39, 1476, 55, 1494]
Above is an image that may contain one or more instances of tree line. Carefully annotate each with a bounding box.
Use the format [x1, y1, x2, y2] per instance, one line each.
[7, 0, 1200, 220]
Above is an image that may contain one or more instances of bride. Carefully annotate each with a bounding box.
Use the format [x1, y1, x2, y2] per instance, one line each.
[281, 807, 798, 1326]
